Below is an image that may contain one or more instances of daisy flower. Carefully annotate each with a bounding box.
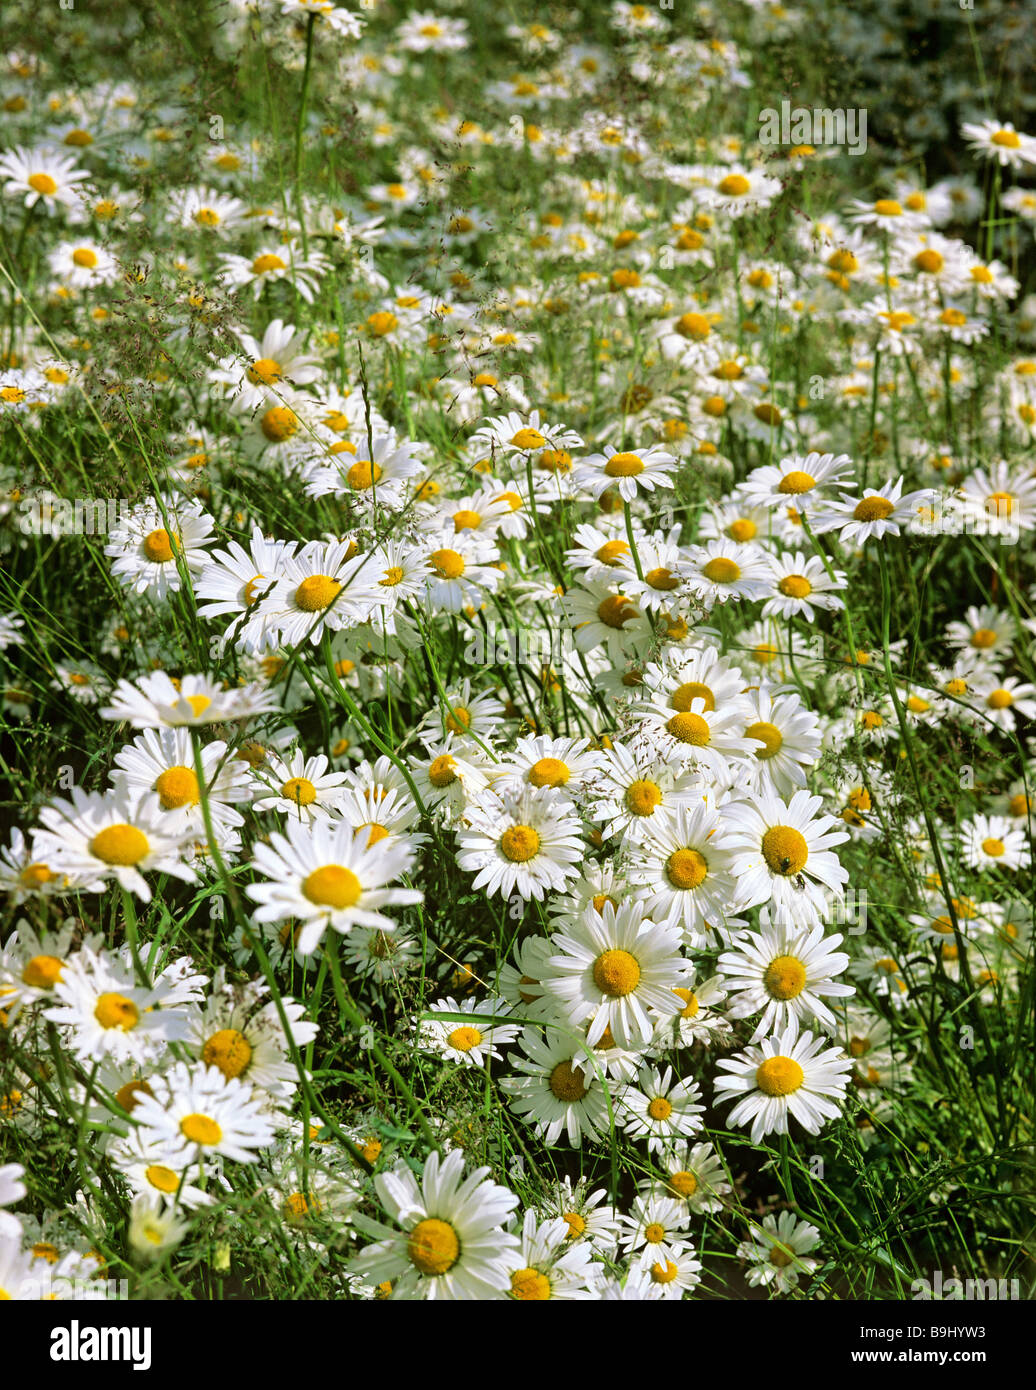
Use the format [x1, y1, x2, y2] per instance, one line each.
[246, 817, 422, 956]
[469, 408, 583, 460]
[811, 476, 938, 545]
[194, 526, 300, 654]
[251, 749, 348, 822]
[960, 119, 1036, 169]
[618, 1064, 705, 1153]
[739, 688, 823, 796]
[44, 946, 198, 1065]
[168, 184, 248, 234]
[409, 737, 491, 818]
[217, 241, 331, 305]
[258, 540, 387, 646]
[504, 1210, 601, 1300]
[301, 435, 427, 516]
[105, 495, 215, 601]
[625, 800, 738, 941]
[619, 1194, 693, 1270]
[349, 1149, 520, 1300]
[33, 786, 195, 901]
[396, 11, 470, 52]
[649, 970, 730, 1049]
[738, 1210, 821, 1291]
[420, 529, 504, 615]
[47, 239, 120, 288]
[182, 972, 318, 1103]
[561, 580, 653, 664]
[111, 728, 251, 832]
[211, 319, 322, 410]
[964, 674, 1036, 732]
[630, 692, 760, 781]
[101, 671, 280, 728]
[945, 604, 1015, 663]
[763, 552, 846, 621]
[418, 995, 520, 1067]
[718, 918, 854, 1042]
[0, 145, 89, 212]
[542, 900, 690, 1050]
[501, 1028, 612, 1147]
[961, 815, 1031, 872]
[589, 742, 708, 845]
[714, 1021, 852, 1143]
[573, 443, 678, 502]
[645, 1141, 732, 1214]
[494, 734, 605, 798]
[642, 1245, 703, 1299]
[737, 451, 854, 512]
[133, 1062, 276, 1165]
[455, 787, 584, 901]
[724, 788, 850, 928]
[535, 1180, 623, 1249]
[682, 538, 774, 607]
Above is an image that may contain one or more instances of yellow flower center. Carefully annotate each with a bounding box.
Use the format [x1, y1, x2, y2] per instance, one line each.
[777, 470, 815, 495]
[72, 247, 98, 268]
[666, 848, 708, 889]
[281, 776, 317, 806]
[778, 574, 813, 599]
[347, 459, 383, 490]
[549, 1060, 588, 1101]
[651, 1260, 680, 1284]
[648, 1096, 673, 1121]
[28, 173, 58, 195]
[761, 825, 808, 875]
[201, 1028, 253, 1079]
[428, 754, 458, 788]
[180, 1113, 222, 1146]
[593, 949, 641, 997]
[746, 720, 783, 758]
[645, 566, 680, 591]
[913, 249, 944, 274]
[597, 594, 638, 628]
[511, 428, 546, 450]
[718, 174, 750, 197]
[970, 628, 998, 649]
[445, 706, 471, 734]
[676, 312, 712, 340]
[295, 574, 342, 611]
[260, 406, 299, 442]
[764, 954, 807, 999]
[429, 548, 465, 579]
[247, 357, 282, 385]
[873, 199, 903, 217]
[407, 1218, 459, 1276]
[302, 865, 362, 909]
[142, 528, 177, 563]
[22, 955, 64, 989]
[500, 825, 540, 862]
[986, 491, 1014, 518]
[981, 838, 1005, 857]
[19, 862, 54, 888]
[666, 711, 710, 745]
[94, 992, 140, 1031]
[154, 766, 199, 809]
[511, 1268, 551, 1300]
[702, 556, 741, 584]
[447, 1026, 483, 1052]
[668, 1169, 698, 1197]
[562, 1212, 586, 1238]
[146, 1165, 180, 1194]
[992, 129, 1021, 148]
[604, 452, 644, 477]
[529, 757, 570, 788]
[90, 824, 150, 865]
[252, 253, 286, 274]
[644, 1222, 666, 1244]
[853, 496, 895, 522]
[755, 1055, 805, 1095]
[626, 778, 662, 815]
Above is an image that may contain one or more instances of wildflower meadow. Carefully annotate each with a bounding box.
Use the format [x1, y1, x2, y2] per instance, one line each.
[0, 0, 1033, 1332]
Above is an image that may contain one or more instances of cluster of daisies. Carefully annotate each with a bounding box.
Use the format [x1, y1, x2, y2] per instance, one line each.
[0, 0, 1032, 1300]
